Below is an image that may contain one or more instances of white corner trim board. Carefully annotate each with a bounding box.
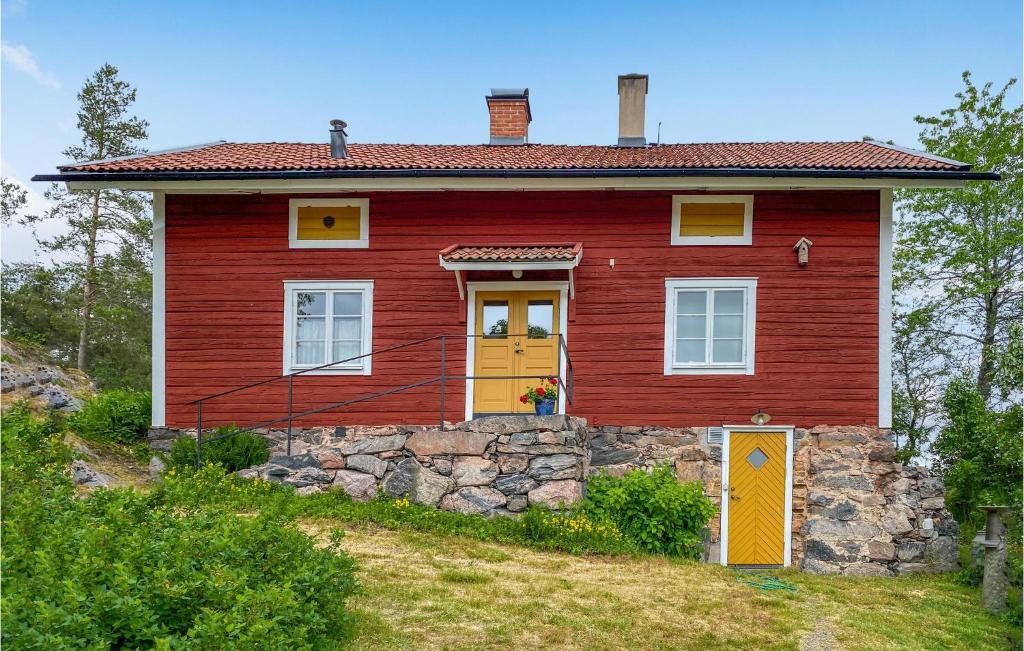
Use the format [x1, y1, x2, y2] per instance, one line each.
[670, 194, 753, 246]
[288, 198, 369, 249]
[464, 281, 569, 421]
[878, 189, 894, 428]
[719, 425, 795, 567]
[151, 192, 166, 427]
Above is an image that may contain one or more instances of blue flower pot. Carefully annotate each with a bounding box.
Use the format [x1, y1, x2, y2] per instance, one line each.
[534, 398, 556, 415]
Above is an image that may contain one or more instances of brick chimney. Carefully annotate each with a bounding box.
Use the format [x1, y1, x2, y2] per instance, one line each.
[486, 88, 531, 145]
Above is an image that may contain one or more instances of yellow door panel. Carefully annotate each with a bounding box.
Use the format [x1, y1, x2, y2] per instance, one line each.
[473, 290, 560, 414]
[473, 295, 514, 414]
[727, 432, 787, 566]
[513, 293, 560, 414]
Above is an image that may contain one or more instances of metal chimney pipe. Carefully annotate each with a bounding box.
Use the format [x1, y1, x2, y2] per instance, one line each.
[329, 119, 348, 158]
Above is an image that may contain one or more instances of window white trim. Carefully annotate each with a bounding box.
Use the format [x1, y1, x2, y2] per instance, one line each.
[663, 278, 756, 375]
[464, 281, 569, 421]
[288, 198, 369, 249]
[719, 425, 794, 567]
[282, 280, 373, 375]
[670, 194, 753, 245]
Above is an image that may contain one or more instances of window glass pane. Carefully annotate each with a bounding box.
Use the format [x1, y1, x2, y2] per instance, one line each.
[483, 301, 509, 337]
[332, 316, 362, 341]
[713, 290, 744, 314]
[295, 341, 324, 365]
[676, 315, 706, 339]
[333, 292, 362, 316]
[332, 341, 361, 363]
[712, 339, 743, 363]
[296, 317, 325, 341]
[713, 314, 743, 339]
[527, 300, 554, 338]
[677, 291, 707, 315]
[296, 292, 326, 316]
[675, 339, 706, 364]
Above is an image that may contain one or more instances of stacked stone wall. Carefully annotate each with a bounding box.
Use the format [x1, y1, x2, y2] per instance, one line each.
[151, 417, 958, 574]
[225, 415, 589, 515]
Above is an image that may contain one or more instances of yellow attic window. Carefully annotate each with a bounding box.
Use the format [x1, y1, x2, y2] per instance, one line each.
[671, 195, 753, 245]
[289, 199, 369, 249]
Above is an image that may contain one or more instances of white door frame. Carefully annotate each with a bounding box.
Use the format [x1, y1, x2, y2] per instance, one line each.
[719, 425, 795, 567]
[464, 281, 569, 421]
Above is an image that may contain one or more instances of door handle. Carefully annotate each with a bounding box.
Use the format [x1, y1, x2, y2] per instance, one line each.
[729, 485, 741, 500]
[514, 348, 524, 354]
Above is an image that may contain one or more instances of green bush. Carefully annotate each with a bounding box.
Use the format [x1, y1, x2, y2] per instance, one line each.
[584, 465, 717, 558]
[66, 389, 151, 444]
[2, 403, 358, 649]
[169, 426, 270, 471]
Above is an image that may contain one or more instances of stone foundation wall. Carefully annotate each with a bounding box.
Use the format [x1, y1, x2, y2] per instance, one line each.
[225, 416, 588, 515]
[586, 423, 959, 575]
[151, 417, 958, 575]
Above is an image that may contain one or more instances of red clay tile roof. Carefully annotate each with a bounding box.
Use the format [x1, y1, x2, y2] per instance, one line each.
[58, 140, 970, 173]
[440, 243, 582, 263]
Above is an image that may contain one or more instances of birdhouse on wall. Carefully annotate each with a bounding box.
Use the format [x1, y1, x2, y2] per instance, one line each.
[793, 237, 813, 266]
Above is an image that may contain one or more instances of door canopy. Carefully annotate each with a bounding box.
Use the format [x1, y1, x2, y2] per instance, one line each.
[438, 243, 583, 299]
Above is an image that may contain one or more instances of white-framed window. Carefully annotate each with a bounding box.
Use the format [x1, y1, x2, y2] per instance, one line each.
[288, 198, 369, 248]
[670, 195, 753, 245]
[283, 281, 373, 375]
[664, 278, 757, 375]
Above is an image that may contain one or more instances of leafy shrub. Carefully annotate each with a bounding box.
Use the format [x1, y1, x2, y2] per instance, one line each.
[584, 465, 717, 557]
[169, 426, 269, 471]
[66, 389, 151, 444]
[2, 402, 358, 649]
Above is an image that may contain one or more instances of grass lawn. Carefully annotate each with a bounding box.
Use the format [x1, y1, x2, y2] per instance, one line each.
[301, 522, 1019, 651]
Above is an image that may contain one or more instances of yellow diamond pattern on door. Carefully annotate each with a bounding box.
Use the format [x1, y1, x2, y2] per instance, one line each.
[727, 432, 787, 566]
[473, 291, 559, 414]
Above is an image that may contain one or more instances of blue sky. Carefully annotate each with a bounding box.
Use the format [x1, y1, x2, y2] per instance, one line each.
[2, 0, 1022, 259]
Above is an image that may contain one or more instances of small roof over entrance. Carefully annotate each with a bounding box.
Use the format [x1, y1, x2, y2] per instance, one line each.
[438, 243, 583, 303]
[439, 243, 582, 269]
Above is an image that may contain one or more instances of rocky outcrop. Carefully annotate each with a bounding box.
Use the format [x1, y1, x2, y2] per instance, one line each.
[70, 460, 111, 488]
[1, 354, 86, 412]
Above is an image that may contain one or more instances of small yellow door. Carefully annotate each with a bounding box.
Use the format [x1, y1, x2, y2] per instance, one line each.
[727, 432, 787, 566]
[473, 291, 560, 414]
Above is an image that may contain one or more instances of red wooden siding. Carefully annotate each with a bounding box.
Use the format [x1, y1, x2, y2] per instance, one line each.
[164, 190, 879, 428]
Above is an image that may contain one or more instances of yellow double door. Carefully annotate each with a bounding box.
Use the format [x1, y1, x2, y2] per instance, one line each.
[473, 291, 560, 415]
[727, 432, 787, 566]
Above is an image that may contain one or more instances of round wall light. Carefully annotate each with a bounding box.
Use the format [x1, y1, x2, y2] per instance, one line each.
[751, 409, 772, 426]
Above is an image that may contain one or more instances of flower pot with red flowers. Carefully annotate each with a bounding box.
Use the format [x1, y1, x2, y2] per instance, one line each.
[520, 377, 559, 415]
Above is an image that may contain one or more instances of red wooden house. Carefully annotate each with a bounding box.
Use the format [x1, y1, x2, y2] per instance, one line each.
[36, 75, 993, 570]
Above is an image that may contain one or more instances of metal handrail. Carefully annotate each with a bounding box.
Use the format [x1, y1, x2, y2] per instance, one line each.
[193, 333, 574, 466]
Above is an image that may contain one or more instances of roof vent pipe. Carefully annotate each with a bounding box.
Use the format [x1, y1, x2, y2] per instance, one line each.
[329, 119, 348, 158]
[617, 74, 648, 147]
